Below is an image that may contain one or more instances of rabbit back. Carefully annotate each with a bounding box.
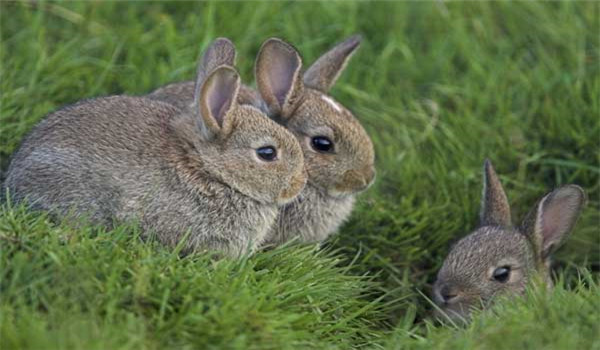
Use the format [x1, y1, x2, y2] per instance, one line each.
[147, 81, 196, 110]
[5, 96, 177, 225]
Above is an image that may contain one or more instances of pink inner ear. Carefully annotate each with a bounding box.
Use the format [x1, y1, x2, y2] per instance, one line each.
[538, 187, 584, 254]
[209, 86, 231, 127]
[205, 70, 237, 128]
[267, 47, 299, 107]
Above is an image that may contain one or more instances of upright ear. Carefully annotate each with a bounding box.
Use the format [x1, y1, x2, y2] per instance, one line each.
[196, 38, 236, 85]
[303, 34, 361, 92]
[255, 38, 304, 119]
[196, 66, 240, 138]
[480, 159, 512, 227]
[193, 38, 236, 102]
[522, 185, 586, 261]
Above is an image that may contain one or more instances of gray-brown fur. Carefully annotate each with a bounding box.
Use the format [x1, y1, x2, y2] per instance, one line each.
[434, 160, 585, 322]
[4, 65, 306, 257]
[147, 36, 375, 246]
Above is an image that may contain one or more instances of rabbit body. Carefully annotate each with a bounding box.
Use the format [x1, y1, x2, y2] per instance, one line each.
[5, 64, 306, 257]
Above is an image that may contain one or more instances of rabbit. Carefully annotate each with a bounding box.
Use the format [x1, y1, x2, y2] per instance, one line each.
[433, 159, 586, 322]
[4, 62, 306, 257]
[253, 36, 375, 246]
[148, 35, 375, 246]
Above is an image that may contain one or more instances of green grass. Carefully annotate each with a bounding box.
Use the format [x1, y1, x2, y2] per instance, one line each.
[386, 271, 600, 350]
[0, 205, 392, 349]
[1, 1, 599, 349]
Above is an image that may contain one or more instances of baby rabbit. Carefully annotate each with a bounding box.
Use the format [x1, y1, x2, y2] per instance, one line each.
[253, 36, 375, 246]
[433, 160, 585, 321]
[4, 55, 306, 257]
[149, 36, 375, 246]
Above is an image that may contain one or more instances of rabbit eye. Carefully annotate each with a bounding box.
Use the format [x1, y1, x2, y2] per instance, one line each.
[311, 136, 334, 153]
[256, 146, 277, 161]
[492, 266, 511, 283]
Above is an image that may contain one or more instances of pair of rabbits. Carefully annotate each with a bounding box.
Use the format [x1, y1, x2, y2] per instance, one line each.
[4, 36, 376, 257]
[3, 34, 586, 322]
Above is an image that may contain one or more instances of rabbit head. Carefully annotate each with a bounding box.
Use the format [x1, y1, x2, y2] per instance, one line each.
[171, 62, 307, 206]
[433, 160, 586, 322]
[253, 36, 375, 199]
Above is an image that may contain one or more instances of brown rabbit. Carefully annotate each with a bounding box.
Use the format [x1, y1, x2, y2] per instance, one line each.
[149, 36, 375, 246]
[253, 36, 375, 245]
[4, 62, 306, 257]
[433, 160, 586, 322]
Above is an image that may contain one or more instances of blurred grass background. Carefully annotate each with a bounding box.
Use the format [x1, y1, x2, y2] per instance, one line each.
[1, 1, 598, 349]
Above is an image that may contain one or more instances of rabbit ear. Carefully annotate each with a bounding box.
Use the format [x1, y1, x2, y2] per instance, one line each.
[480, 159, 512, 227]
[522, 185, 585, 261]
[196, 38, 236, 86]
[255, 38, 304, 119]
[303, 35, 361, 92]
[196, 65, 240, 138]
[193, 38, 236, 101]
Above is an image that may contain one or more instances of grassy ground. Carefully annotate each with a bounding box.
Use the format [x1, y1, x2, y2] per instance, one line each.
[1, 1, 599, 349]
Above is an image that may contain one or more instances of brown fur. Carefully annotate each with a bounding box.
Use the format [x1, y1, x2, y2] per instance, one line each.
[433, 160, 586, 322]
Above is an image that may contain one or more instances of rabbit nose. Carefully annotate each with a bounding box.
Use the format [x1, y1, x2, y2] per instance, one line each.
[438, 285, 460, 304]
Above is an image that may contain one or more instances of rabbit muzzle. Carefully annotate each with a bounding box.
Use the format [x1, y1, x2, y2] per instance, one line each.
[433, 283, 473, 323]
[434, 283, 463, 305]
[331, 165, 375, 195]
[277, 170, 307, 205]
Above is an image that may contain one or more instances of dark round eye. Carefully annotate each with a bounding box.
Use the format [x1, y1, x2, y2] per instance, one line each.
[311, 136, 334, 153]
[492, 266, 511, 283]
[256, 146, 277, 161]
